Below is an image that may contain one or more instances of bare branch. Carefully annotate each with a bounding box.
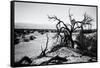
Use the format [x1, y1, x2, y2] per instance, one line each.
[73, 26, 81, 31]
[45, 34, 49, 51]
[48, 15, 71, 33]
[82, 13, 94, 24]
[37, 34, 49, 58]
[68, 9, 73, 22]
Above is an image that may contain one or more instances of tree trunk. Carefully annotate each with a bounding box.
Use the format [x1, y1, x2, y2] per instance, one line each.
[69, 31, 74, 48]
[80, 26, 84, 49]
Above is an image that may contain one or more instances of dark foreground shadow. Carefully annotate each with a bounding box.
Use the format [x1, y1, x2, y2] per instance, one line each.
[14, 56, 32, 67]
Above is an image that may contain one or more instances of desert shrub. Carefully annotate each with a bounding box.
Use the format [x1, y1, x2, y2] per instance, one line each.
[30, 35, 36, 40]
[22, 34, 25, 39]
[33, 31, 41, 36]
[76, 33, 86, 50]
[24, 38, 30, 42]
[14, 38, 20, 45]
[76, 32, 97, 57]
[41, 32, 45, 35]
[14, 33, 20, 45]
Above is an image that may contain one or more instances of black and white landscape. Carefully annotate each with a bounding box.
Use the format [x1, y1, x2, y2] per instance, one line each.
[13, 1, 97, 67]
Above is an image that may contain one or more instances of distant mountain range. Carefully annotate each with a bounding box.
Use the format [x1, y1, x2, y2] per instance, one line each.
[15, 23, 56, 29]
[15, 23, 97, 33]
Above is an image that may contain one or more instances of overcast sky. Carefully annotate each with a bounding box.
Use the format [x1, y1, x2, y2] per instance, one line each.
[15, 2, 97, 29]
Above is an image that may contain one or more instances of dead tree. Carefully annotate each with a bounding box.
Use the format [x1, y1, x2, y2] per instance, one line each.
[37, 33, 49, 58]
[76, 13, 94, 49]
[48, 10, 82, 48]
[48, 8, 94, 49]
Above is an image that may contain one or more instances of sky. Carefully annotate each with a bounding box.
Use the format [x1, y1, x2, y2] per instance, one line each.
[15, 2, 97, 29]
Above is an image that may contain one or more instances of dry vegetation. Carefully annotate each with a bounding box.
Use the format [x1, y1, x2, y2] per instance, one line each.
[14, 10, 97, 66]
